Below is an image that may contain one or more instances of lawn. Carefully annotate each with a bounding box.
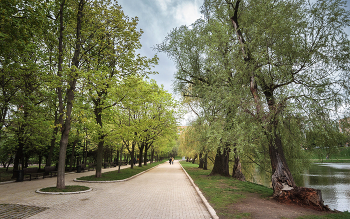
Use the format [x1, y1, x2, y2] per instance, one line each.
[76, 161, 163, 181]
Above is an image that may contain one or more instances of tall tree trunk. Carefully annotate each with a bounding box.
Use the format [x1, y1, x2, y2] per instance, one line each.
[203, 153, 208, 170]
[138, 142, 144, 167]
[191, 155, 197, 164]
[57, 0, 84, 189]
[69, 139, 78, 171]
[198, 152, 203, 168]
[150, 148, 154, 164]
[210, 147, 230, 176]
[47, 107, 59, 167]
[232, 148, 245, 181]
[143, 144, 148, 166]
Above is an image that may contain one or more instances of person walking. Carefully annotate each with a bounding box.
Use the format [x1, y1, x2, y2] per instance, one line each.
[171, 157, 174, 165]
[169, 158, 172, 165]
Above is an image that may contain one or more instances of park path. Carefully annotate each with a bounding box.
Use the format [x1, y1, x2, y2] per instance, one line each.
[0, 160, 211, 218]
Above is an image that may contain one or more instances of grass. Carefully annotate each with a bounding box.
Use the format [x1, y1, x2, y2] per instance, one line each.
[77, 161, 163, 181]
[181, 161, 271, 218]
[0, 167, 14, 182]
[180, 161, 350, 219]
[40, 185, 90, 193]
[296, 212, 350, 219]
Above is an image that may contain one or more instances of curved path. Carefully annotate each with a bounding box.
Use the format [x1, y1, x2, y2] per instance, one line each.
[0, 161, 211, 218]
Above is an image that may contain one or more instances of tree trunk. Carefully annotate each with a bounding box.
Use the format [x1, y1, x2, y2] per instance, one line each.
[232, 148, 245, 181]
[143, 145, 148, 166]
[38, 155, 42, 170]
[47, 108, 58, 167]
[56, 0, 84, 189]
[138, 142, 144, 167]
[69, 139, 78, 171]
[150, 148, 154, 164]
[191, 155, 197, 164]
[203, 153, 208, 170]
[210, 147, 230, 176]
[198, 152, 203, 168]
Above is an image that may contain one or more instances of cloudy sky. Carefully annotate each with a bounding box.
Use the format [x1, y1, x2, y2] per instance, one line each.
[117, 0, 204, 95]
[116, 0, 204, 125]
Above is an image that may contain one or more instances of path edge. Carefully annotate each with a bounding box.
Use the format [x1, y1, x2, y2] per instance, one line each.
[73, 164, 161, 183]
[180, 162, 219, 219]
[36, 187, 92, 195]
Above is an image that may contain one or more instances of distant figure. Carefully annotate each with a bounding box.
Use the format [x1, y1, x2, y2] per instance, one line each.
[169, 158, 172, 165]
[133, 157, 136, 165]
[171, 157, 174, 165]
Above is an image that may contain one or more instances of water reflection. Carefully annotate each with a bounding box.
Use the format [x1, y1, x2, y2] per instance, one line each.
[302, 163, 350, 212]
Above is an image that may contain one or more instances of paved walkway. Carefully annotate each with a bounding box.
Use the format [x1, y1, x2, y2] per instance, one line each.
[0, 161, 211, 218]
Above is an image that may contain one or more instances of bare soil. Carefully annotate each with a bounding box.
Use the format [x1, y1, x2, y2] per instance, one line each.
[219, 193, 330, 219]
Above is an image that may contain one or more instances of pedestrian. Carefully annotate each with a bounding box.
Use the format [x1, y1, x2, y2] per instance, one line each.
[169, 158, 172, 165]
[171, 157, 174, 165]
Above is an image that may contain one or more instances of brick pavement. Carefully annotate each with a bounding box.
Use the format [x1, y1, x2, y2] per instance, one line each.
[0, 161, 212, 218]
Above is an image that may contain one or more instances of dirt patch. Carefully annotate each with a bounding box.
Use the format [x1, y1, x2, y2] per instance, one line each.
[219, 193, 328, 219]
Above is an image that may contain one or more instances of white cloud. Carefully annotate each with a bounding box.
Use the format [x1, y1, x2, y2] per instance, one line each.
[155, 0, 172, 12]
[174, 2, 202, 26]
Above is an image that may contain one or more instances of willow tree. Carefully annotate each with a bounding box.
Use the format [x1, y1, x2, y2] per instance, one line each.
[160, 0, 350, 209]
[201, 0, 350, 208]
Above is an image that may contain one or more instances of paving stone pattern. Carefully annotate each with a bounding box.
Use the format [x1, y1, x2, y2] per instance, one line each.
[0, 161, 211, 218]
[0, 204, 48, 219]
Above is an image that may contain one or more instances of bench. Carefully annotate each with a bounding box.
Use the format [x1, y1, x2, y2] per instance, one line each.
[23, 168, 44, 181]
[44, 166, 57, 178]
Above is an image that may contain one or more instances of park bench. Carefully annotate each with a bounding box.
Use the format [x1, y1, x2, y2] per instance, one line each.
[44, 166, 57, 178]
[23, 167, 44, 181]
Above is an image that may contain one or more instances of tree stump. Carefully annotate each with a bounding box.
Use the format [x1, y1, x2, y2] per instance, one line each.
[274, 187, 330, 211]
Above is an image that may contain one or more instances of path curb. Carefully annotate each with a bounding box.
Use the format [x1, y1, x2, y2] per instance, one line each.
[180, 162, 219, 219]
[35, 187, 92, 195]
[73, 164, 160, 183]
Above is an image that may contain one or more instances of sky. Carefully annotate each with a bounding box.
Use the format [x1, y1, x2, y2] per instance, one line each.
[116, 0, 204, 125]
[117, 0, 204, 94]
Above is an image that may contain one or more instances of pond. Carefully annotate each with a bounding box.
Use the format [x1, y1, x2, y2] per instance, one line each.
[302, 163, 350, 212]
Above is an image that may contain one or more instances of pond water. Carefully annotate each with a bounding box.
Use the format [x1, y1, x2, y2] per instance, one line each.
[301, 163, 350, 212]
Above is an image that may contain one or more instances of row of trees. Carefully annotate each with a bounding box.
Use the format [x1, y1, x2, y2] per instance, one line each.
[159, 0, 350, 209]
[0, 0, 179, 188]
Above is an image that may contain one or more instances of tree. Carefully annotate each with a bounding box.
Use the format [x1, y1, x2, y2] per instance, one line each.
[160, 0, 350, 209]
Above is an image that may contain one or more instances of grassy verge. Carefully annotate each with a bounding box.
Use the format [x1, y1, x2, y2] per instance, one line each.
[76, 161, 163, 181]
[181, 161, 272, 218]
[311, 159, 350, 163]
[180, 161, 350, 219]
[0, 168, 14, 182]
[40, 185, 90, 193]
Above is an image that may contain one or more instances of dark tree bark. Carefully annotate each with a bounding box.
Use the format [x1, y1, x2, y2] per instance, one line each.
[46, 106, 59, 167]
[198, 152, 203, 168]
[138, 142, 145, 167]
[150, 148, 154, 164]
[191, 154, 197, 164]
[232, 148, 245, 181]
[143, 143, 148, 166]
[203, 153, 208, 170]
[210, 147, 230, 176]
[69, 139, 78, 171]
